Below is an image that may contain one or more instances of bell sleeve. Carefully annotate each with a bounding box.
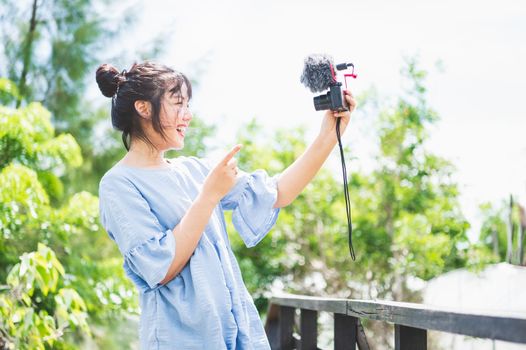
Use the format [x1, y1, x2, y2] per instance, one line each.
[98, 175, 176, 289]
[188, 156, 281, 248]
[220, 169, 281, 248]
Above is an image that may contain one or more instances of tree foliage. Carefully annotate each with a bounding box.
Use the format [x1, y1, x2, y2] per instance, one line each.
[0, 84, 136, 348]
[0, 243, 89, 350]
[230, 59, 487, 317]
[1, 0, 125, 119]
[479, 198, 525, 265]
[0, 0, 146, 201]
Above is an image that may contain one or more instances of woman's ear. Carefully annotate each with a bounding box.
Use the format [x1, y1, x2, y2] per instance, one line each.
[134, 100, 152, 119]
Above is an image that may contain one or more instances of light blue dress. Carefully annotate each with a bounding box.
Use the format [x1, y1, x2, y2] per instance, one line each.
[98, 156, 280, 349]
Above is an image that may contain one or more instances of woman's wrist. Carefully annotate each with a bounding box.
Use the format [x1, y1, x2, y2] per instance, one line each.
[196, 191, 220, 208]
[315, 132, 338, 149]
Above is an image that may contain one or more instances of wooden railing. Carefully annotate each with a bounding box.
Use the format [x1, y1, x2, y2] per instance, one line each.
[264, 293, 526, 350]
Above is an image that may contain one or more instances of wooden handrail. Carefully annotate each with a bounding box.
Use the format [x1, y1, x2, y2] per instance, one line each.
[265, 293, 526, 350]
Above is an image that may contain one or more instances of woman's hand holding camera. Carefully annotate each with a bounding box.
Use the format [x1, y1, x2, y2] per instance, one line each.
[318, 90, 356, 143]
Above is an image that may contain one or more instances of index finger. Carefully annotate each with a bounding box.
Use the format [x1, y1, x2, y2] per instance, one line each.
[222, 144, 242, 164]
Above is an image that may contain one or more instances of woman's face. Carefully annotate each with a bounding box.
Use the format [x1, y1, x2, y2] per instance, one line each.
[144, 81, 192, 151]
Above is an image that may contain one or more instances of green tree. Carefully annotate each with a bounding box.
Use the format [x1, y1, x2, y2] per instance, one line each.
[225, 59, 493, 348]
[354, 57, 471, 299]
[479, 197, 526, 265]
[0, 84, 135, 348]
[1, 0, 121, 201]
[0, 0, 165, 199]
[479, 201, 508, 259]
[228, 58, 481, 318]
[0, 243, 89, 350]
[1, 0, 127, 118]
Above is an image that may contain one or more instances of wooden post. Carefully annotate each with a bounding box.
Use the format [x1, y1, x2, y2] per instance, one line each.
[280, 306, 295, 350]
[395, 325, 427, 350]
[491, 225, 499, 256]
[507, 195, 514, 263]
[300, 309, 318, 350]
[334, 313, 357, 350]
[518, 204, 525, 265]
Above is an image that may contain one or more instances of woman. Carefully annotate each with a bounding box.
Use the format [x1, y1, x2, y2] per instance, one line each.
[96, 61, 355, 349]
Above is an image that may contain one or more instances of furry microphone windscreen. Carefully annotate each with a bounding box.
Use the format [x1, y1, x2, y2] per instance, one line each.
[300, 54, 336, 93]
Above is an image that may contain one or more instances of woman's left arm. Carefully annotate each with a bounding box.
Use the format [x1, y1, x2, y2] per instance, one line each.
[273, 90, 356, 208]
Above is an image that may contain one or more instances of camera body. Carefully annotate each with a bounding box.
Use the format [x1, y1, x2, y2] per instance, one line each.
[300, 54, 356, 112]
[313, 81, 347, 112]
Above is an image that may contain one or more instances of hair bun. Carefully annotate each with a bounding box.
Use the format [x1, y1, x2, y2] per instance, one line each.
[96, 63, 122, 97]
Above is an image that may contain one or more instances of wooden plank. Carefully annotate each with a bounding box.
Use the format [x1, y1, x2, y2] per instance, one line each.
[334, 313, 357, 350]
[271, 294, 348, 314]
[346, 299, 526, 344]
[268, 294, 526, 344]
[395, 325, 427, 350]
[280, 305, 295, 350]
[300, 309, 318, 350]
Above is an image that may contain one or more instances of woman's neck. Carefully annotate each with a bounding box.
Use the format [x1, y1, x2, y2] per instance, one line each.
[121, 140, 169, 168]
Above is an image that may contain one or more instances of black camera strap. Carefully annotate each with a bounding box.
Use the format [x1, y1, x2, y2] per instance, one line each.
[335, 117, 355, 260]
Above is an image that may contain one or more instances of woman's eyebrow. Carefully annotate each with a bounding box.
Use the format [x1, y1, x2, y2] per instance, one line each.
[169, 85, 182, 95]
[171, 93, 189, 102]
[169, 90, 182, 99]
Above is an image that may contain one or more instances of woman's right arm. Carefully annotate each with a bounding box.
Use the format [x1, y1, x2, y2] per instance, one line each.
[159, 145, 242, 284]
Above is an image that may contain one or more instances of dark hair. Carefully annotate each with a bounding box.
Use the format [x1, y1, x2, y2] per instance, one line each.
[95, 61, 192, 151]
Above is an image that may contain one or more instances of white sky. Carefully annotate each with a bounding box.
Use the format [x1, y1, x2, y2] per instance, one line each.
[119, 0, 526, 241]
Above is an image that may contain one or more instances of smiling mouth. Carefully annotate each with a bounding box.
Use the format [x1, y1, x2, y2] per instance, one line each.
[176, 126, 186, 137]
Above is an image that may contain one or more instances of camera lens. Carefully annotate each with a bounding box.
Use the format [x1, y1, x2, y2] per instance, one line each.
[313, 92, 332, 111]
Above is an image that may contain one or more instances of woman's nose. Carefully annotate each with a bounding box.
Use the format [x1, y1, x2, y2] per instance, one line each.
[177, 106, 192, 121]
[183, 108, 192, 122]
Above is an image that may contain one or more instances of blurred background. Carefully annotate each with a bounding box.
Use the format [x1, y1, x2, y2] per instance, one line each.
[0, 0, 524, 348]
